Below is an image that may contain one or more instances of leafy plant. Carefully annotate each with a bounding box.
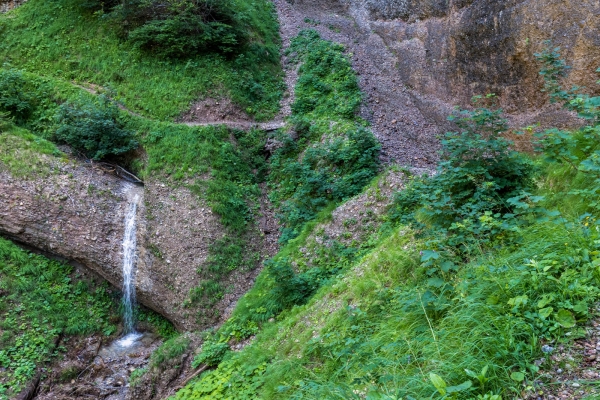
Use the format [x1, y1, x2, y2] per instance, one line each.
[429, 373, 472, 399]
[392, 96, 535, 266]
[192, 340, 230, 367]
[0, 238, 118, 398]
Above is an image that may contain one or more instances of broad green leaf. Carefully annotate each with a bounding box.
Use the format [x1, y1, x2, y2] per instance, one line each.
[510, 372, 525, 382]
[555, 309, 576, 328]
[537, 294, 554, 308]
[446, 380, 472, 393]
[464, 369, 478, 379]
[429, 373, 447, 395]
[573, 302, 588, 315]
[427, 277, 446, 288]
[539, 307, 553, 319]
[508, 295, 528, 308]
[421, 250, 440, 262]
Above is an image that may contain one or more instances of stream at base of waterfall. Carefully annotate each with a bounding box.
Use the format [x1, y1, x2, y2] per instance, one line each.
[35, 187, 162, 400]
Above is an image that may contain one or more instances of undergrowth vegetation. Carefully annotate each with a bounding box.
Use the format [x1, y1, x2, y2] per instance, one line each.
[171, 51, 600, 399]
[0, 0, 283, 120]
[55, 95, 137, 160]
[0, 238, 119, 399]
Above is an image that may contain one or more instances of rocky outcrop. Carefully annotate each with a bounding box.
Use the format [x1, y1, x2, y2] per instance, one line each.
[367, 0, 600, 115]
[0, 0, 27, 13]
[0, 152, 256, 331]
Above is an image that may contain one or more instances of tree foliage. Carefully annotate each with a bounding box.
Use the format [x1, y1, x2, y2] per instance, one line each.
[82, 0, 247, 58]
[55, 96, 138, 160]
[0, 69, 33, 124]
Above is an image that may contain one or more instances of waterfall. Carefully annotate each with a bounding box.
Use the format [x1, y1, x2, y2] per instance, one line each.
[117, 194, 142, 347]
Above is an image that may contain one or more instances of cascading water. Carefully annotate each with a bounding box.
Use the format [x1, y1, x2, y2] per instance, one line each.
[116, 194, 142, 347]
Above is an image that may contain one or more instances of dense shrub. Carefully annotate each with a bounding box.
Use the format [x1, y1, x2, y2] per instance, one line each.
[127, 8, 244, 58]
[393, 96, 534, 254]
[192, 340, 230, 367]
[0, 69, 33, 124]
[271, 128, 380, 242]
[55, 96, 138, 160]
[82, 0, 247, 58]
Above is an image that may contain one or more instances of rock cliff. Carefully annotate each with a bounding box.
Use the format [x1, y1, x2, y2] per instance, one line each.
[290, 0, 598, 139]
[0, 152, 261, 331]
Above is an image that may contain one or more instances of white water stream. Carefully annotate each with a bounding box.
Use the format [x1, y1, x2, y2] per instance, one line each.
[116, 194, 142, 347]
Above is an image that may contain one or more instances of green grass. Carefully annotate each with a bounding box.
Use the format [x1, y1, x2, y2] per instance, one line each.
[0, 238, 119, 399]
[0, 121, 63, 178]
[0, 0, 283, 121]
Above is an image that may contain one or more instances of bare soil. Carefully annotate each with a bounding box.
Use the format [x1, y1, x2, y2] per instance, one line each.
[178, 97, 254, 124]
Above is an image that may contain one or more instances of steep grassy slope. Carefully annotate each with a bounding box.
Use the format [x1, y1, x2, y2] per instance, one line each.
[172, 148, 600, 400]
[0, 0, 283, 120]
[170, 57, 600, 398]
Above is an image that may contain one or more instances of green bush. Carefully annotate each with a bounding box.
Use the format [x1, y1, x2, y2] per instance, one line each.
[55, 96, 138, 160]
[0, 69, 33, 124]
[192, 340, 230, 367]
[91, 0, 248, 58]
[393, 96, 534, 255]
[128, 11, 244, 58]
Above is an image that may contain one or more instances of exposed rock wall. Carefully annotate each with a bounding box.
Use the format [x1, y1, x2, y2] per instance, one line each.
[369, 0, 600, 114]
[288, 0, 599, 134]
